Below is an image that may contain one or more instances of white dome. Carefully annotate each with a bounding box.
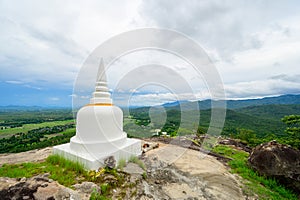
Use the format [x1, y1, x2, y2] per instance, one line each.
[70, 105, 127, 152]
[75, 105, 125, 142]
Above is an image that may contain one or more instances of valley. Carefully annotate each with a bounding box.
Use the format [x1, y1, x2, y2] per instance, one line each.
[0, 94, 299, 199]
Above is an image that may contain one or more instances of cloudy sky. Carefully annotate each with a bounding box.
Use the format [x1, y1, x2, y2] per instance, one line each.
[0, 0, 300, 107]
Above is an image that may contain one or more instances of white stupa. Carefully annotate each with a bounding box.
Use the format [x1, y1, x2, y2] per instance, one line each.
[53, 59, 141, 170]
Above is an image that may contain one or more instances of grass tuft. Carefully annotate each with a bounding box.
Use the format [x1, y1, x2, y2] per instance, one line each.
[0, 154, 87, 187]
[128, 156, 145, 170]
[90, 188, 111, 200]
[46, 155, 85, 174]
[0, 155, 139, 199]
[117, 158, 126, 170]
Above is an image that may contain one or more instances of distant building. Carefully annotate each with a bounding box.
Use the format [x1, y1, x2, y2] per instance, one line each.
[161, 132, 167, 136]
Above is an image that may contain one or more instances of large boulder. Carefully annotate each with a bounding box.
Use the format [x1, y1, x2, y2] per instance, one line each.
[248, 141, 300, 194]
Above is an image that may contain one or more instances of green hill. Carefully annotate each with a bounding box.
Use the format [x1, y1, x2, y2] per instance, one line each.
[236, 104, 300, 120]
[128, 104, 299, 138]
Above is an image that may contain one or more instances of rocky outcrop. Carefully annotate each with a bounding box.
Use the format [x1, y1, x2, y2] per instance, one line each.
[0, 147, 52, 167]
[0, 141, 255, 200]
[248, 140, 300, 194]
[0, 174, 98, 200]
[104, 156, 116, 169]
[219, 138, 252, 153]
[141, 144, 246, 200]
[142, 141, 159, 153]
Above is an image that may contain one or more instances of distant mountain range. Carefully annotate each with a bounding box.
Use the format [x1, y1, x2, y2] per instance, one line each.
[0, 105, 70, 111]
[128, 94, 300, 137]
[162, 94, 300, 110]
[0, 94, 299, 111]
[225, 94, 300, 109]
[159, 94, 300, 136]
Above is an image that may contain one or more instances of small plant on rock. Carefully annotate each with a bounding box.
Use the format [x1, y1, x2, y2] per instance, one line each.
[117, 158, 126, 170]
[128, 156, 145, 170]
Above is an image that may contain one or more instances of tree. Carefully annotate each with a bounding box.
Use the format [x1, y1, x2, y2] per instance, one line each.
[236, 128, 258, 146]
[282, 115, 300, 135]
[197, 127, 207, 136]
[282, 115, 300, 148]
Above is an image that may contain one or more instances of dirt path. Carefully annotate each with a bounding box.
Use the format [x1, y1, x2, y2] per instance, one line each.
[0, 147, 52, 166]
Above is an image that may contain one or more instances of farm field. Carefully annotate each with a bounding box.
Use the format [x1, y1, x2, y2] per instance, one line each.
[0, 119, 74, 139]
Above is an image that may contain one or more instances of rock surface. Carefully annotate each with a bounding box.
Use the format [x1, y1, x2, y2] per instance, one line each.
[142, 141, 159, 153]
[248, 140, 300, 194]
[0, 147, 52, 167]
[140, 144, 246, 200]
[104, 155, 116, 169]
[0, 142, 253, 200]
[73, 181, 100, 194]
[219, 138, 252, 153]
[0, 174, 93, 200]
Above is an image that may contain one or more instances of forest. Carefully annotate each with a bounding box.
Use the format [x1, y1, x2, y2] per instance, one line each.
[127, 103, 300, 148]
[0, 108, 73, 128]
[0, 109, 75, 153]
[0, 95, 299, 153]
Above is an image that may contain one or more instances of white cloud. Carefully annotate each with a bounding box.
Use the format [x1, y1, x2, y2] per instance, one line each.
[24, 84, 42, 90]
[50, 97, 60, 101]
[138, 0, 300, 86]
[5, 80, 23, 84]
[0, 0, 141, 89]
[225, 75, 300, 99]
[1, 0, 300, 106]
[80, 96, 90, 99]
[5, 80, 42, 90]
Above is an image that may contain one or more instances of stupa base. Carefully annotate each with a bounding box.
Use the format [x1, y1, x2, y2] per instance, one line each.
[53, 138, 141, 170]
